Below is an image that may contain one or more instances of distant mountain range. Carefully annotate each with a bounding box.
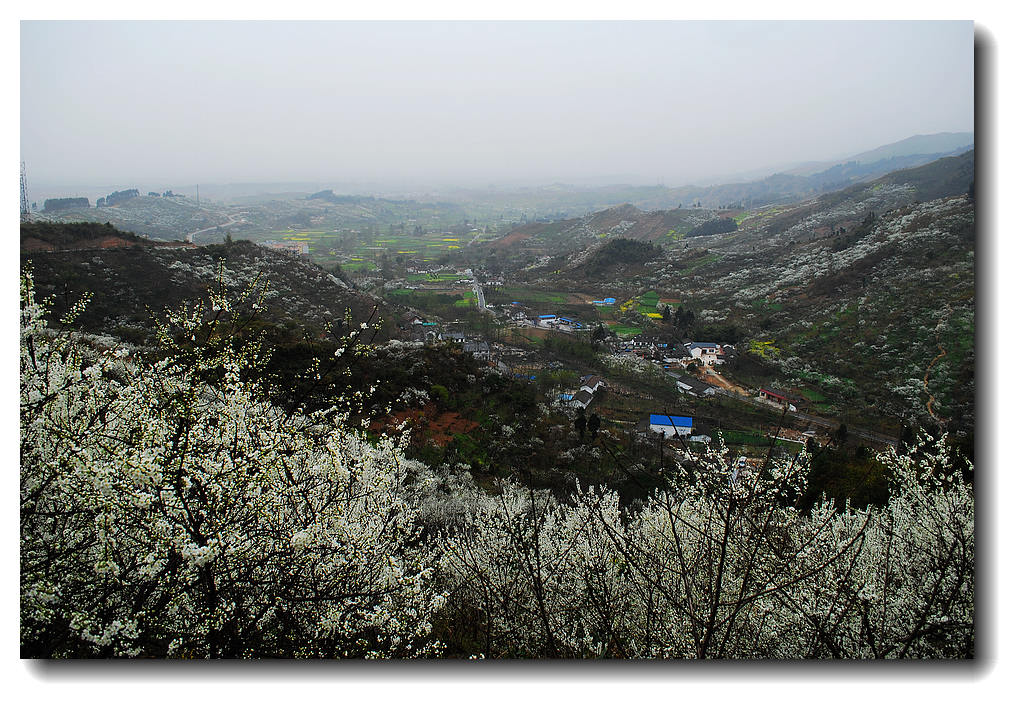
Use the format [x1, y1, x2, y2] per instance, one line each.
[838, 131, 974, 166]
[625, 133, 973, 212]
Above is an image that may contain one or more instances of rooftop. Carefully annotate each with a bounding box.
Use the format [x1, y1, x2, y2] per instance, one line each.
[759, 387, 794, 400]
[649, 414, 693, 428]
[573, 390, 594, 405]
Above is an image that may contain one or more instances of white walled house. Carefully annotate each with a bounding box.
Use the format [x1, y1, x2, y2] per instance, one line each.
[676, 377, 718, 397]
[569, 390, 594, 410]
[649, 414, 694, 437]
[686, 342, 723, 365]
[580, 375, 605, 395]
[758, 387, 797, 411]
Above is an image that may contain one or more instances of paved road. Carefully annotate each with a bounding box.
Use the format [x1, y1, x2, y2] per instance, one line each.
[186, 212, 244, 243]
[466, 269, 490, 313]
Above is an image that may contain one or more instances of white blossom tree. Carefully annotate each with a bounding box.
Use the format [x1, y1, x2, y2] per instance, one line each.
[20, 270, 445, 658]
[439, 437, 973, 658]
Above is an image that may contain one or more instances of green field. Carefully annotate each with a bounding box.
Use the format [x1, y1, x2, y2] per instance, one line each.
[799, 388, 829, 404]
[407, 272, 464, 282]
[286, 228, 473, 268]
[607, 324, 643, 337]
[496, 287, 568, 305]
[637, 290, 660, 308]
[340, 259, 378, 272]
[455, 290, 476, 307]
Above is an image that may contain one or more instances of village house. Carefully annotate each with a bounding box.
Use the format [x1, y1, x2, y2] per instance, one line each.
[558, 375, 606, 411]
[624, 334, 672, 357]
[675, 376, 718, 397]
[579, 375, 605, 395]
[663, 344, 695, 364]
[758, 387, 797, 410]
[462, 340, 490, 359]
[631, 334, 670, 350]
[686, 342, 723, 365]
[569, 389, 594, 410]
[648, 414, 694, 437]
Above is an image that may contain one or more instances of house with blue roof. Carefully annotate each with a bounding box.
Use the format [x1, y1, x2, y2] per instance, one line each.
[649, 414, 694, 437]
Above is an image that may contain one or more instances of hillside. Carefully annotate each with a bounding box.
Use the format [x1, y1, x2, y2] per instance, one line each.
[20, 220, 691, 510]
[497, 152, 975, 434]
[21, 220, 146, 251]
[20, 224, 390, 343]
[842, 132, 974, 165]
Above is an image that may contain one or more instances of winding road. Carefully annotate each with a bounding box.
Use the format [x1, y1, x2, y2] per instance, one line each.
[185, 212, 245, 243]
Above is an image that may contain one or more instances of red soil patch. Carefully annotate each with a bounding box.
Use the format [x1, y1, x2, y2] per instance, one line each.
[20, 238, 57, 252]
[20, 236, 136, 252]
[492, 231, 532, 248]
[20, 236, 196, 252]
[372, 404, 480, 447]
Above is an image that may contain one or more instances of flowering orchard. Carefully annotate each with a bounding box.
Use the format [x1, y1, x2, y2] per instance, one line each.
[20, 271, 973, 658]
[20, 271, 444, 657]
[438, 433, 973, 658]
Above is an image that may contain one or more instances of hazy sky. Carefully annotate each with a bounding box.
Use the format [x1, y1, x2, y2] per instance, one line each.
[20, 21, 974, 189]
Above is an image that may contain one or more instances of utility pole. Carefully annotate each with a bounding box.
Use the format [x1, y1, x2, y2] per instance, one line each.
[20, 162, 30, 218]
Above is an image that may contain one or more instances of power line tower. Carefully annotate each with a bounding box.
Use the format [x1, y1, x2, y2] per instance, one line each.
[20, 162, 30, 218]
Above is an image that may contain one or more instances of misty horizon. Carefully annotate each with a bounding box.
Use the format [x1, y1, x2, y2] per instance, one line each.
[22, 21, 974, 194]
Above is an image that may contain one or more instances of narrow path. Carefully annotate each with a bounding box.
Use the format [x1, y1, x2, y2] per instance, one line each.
[702, 367, 747, 395]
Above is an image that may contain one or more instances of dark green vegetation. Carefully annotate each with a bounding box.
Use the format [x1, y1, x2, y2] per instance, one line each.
[877, 150, 977, 203]
[686, 217, 738, 237]
[43, 197, 90, 212]
[96, 188, 140, 208]
[578, 238, 663, 277]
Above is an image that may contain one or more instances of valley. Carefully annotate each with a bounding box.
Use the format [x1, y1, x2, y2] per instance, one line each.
[22, 148, 975, 511]
[18, 20, 980, 663]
